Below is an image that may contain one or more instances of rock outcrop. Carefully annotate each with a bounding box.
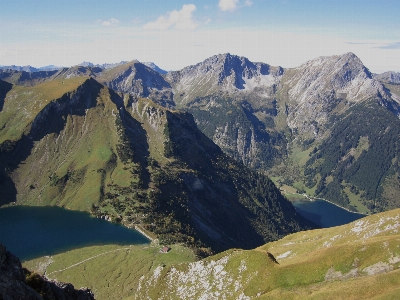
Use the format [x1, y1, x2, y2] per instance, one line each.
[0, 244, 95, 300]
[374, 71, 400, 84]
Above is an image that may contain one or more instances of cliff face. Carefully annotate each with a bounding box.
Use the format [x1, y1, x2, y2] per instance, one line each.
[282, 52, 400, 139]
[0, 244, 94, 300]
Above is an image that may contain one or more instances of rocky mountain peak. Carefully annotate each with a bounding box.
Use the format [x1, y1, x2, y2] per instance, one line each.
[284, 52, 399, 138]
[165, 53, 283, 105]
[142, 62, 167, 74]
[98, 61, 174, 107]
[287, 52, 382, 104]
[78, 61, 94, 67]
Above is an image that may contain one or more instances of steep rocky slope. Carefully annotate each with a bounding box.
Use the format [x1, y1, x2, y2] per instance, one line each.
[278, 53, 400, 212]
[0, 77, 313, 253]
[0, 243, 94, 300]
[165, 53, 283, 106]
[97, 61, 174, 107]
[282, 52, 400, 139]
[134, 208, 400, 300]
[374, 71, 400, 85]
[164, 54, 286, 170]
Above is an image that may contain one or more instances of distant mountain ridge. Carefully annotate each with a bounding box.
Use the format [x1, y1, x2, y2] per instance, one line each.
[75, 60, 168, 74]
[1, 52, 400, 215]
[374, 71, 400, 85]
[142, 62, 168, 74]
[0, 65, 62, 72]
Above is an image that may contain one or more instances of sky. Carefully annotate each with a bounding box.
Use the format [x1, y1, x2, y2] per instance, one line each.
[1, 0, 400, 73]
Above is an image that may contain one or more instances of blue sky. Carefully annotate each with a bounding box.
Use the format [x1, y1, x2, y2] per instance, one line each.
[1, 0, 400, 73]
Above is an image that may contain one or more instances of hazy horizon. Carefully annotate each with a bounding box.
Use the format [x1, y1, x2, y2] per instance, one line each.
[1, 0, 400, 73]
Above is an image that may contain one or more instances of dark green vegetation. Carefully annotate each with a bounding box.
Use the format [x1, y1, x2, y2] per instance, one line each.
[0, 76, 313, 255]
[304, 101, 400, 213]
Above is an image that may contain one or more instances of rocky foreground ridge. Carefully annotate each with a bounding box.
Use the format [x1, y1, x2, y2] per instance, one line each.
[0, 243, 94, 300]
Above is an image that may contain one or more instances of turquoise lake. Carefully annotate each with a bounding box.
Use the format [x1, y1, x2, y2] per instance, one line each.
[292, 199, 366, 228]
[0, 206, 150, 261]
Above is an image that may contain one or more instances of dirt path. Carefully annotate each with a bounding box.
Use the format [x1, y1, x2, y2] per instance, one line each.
[46, 246, 145, 276]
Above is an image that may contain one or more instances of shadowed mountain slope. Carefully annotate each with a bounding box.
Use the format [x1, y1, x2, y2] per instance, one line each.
[0, 76, 313, 253]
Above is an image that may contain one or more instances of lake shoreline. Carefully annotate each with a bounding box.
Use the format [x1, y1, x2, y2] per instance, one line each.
[282, 190, 368, 216]
[293, 196, 368, 216]
[0, 206, 150, 261]
[291, 198, 366, 228]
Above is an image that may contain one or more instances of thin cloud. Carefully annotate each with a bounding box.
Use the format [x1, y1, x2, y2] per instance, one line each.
[346, 42, 377, 45]
[101, 18, 120, 26]
[143, 4, 198, 31]
[374, 42, 400, 49]
[219, 0, 239, 12]
[244, 0, 253, 6]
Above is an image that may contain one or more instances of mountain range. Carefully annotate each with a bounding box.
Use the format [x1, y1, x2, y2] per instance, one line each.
[1, 52, 400, 253]
[0, 74, 313, 255]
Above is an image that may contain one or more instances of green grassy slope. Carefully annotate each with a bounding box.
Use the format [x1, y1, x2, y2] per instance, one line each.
[23, 243, 197, 300]
[134, 208, 400, 299]
[0, 77, 120, 210]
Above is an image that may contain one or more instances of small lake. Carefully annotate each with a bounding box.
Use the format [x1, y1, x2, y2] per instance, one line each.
[0, 206, 150, 261]
[292, 199, 366, 228]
